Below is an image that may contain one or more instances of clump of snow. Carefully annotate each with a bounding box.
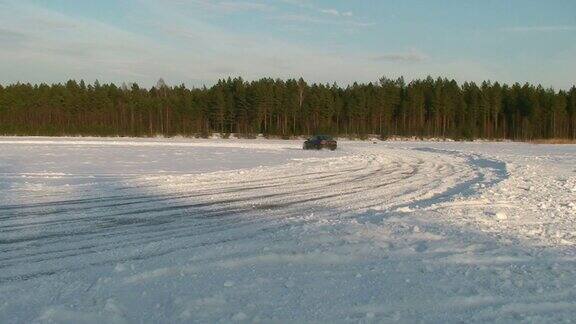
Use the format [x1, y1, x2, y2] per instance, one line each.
[114, 264, 127, 272]
[232, 312, 248, 321]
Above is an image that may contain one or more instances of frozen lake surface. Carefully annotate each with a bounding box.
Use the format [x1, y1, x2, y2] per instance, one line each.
[1, 137, 576, 323]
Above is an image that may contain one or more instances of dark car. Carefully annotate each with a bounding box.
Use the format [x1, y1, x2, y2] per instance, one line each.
[303, 135, 337, 150]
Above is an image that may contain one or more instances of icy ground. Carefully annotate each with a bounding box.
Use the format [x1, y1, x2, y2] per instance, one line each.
[1, 137, 575, 323]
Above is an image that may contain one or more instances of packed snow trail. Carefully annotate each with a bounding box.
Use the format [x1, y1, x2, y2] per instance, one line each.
[0, 137, 575, 323]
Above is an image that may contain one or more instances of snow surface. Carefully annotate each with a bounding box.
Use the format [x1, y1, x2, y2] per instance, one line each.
[1, 137, 575, 323]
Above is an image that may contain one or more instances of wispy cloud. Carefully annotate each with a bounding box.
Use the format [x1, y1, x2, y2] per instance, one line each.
[0, 0, 376, 86]
[273, 13, 328, 25]
[279, 0, 366, 26]
[372, 50, 429, 63]
[320, 8, 353, 17]
[320, 8, 339, 16]
[272, 13, 372, 28]
[0, 1, 165, 82]
[502, 25, 576, 32]
[167, 0, 273, 13]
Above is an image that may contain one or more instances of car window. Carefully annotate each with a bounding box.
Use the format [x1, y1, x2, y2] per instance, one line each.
[309, 135, 334, 141]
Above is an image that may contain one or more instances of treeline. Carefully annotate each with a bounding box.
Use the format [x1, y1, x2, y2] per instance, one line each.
[0, 77, 575, 140]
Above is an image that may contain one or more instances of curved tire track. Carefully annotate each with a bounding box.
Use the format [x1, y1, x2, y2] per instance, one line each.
[0, 146, 507, 283]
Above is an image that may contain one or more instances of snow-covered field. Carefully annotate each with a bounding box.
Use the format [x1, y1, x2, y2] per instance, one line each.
[1, 137, 575, 323]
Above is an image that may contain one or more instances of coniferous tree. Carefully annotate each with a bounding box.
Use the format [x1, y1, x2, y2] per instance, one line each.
[0, 77, 573, 140]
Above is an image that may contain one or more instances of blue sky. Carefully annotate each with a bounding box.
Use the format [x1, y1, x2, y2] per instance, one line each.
[0, 0, 574, 88]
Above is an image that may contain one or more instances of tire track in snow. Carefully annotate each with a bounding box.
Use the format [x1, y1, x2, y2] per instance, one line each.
[0, 147, 507, 283]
